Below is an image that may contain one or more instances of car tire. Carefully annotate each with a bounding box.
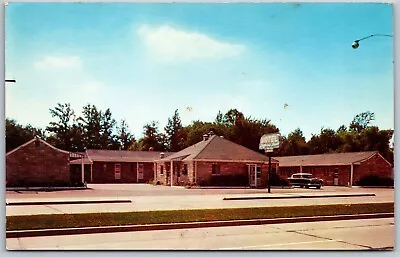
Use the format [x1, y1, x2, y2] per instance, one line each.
[316, 186, 321, 189]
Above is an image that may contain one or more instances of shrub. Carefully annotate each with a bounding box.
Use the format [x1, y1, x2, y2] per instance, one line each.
[209, 174, 249, 187]
[269, 172, 291, 187]
[184, 182, 198, 188]
[355, 174, 394, 187]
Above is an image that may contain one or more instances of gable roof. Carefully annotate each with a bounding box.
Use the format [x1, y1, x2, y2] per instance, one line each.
[6, 137, 70, 157]
[275, 151, 379, 167]
[160, 135, 278, 163]
[85, 149, 174, 163]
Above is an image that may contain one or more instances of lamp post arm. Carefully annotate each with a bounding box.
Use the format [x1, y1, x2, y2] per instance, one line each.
[356, 34, 393, 42]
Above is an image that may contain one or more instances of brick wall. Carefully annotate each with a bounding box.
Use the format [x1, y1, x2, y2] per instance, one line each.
[154, 160, 276, 187]
[278, 165, 350, 186]
[91, 161, 155, 183]
[277, 154, 393, 187]
[353, 153, 393, 184]
[6, 139, 70, 187]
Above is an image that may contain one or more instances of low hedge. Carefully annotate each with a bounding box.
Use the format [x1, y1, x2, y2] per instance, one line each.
[355, 175, 394, 187]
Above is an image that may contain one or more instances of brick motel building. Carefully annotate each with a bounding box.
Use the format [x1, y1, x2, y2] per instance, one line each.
[275, 151, 393, 186]
[154, 132, 279, 187]
[70, 149, 174, 184]
[6, 137, 71, 187]
[6, 136, 393, 188]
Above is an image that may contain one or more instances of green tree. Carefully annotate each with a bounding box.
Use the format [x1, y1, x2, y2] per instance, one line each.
[116, 119, 135, 150]
[285, 128, 309, 156]
[164, 109, 186, 152]
[100, 108, 118, 150]
[215, 111, 224, 123]
[307, 128, 342, 154]
[349, 111, 375, 133]
[79, 104, 103, 149]
[6, 118, 44, 152]
[46, 103, 78, 151]
[139, 121, 165, 151]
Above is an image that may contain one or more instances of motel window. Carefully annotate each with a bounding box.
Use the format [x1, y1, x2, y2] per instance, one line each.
[160, 166, 164, 175]
[256, 166, 261, 178]
[182, 164, 188, 175]
[114, 164, 121, 180]
[212, 164, 221, 175]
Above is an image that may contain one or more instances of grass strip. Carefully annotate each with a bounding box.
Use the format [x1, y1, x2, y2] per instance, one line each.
[7, 202, 393, 231]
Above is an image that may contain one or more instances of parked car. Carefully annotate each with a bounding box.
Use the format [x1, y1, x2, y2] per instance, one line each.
[288, 173, 324, 189]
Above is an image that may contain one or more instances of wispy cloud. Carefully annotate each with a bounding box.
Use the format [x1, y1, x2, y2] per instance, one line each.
[34, 56, 82, 70]
[136, 24, 246, 63]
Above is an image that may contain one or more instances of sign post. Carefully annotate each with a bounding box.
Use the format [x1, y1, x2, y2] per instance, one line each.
[259, 133, 281, 193]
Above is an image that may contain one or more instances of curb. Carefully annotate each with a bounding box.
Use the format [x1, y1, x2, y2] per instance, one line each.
[223, 193, 376, 201]
[6, 200, 132, 206]
[6, 187, 89, 191]
[6, 212, 394, 239]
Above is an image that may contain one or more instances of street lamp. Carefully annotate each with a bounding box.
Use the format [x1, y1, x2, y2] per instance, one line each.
[352, 34, 393, 49]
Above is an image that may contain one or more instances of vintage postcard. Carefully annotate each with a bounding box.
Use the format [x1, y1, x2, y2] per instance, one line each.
[4, 1, 394, 250]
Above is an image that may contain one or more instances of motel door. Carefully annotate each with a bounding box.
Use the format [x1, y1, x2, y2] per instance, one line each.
[248, 164, 261, 187]
[138, 164, 144, 181]
[333, 169, 339, 186]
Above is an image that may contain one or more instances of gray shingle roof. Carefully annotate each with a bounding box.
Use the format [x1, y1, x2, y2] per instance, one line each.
[275, 151, 378, 167]
[86, 149, 174, 163]
[160, 135, 278, 163]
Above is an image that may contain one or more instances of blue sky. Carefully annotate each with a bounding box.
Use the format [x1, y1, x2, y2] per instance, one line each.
[5, 2, 394, 140]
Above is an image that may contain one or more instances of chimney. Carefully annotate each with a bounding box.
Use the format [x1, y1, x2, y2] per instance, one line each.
[203, 134, 209, 141]
[160, 152, 165, 159]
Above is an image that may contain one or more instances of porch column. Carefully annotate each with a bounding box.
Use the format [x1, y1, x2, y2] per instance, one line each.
[136, 162, 139, 183]
[254, 164, 257, 188]
[90, 163, 93, 182]
[170, 160, 174, 186]
[350, 163, 354, 187]
[81, 156, 85, 184]
[194, 161, 197, 183]
[154, 163, 157, 181]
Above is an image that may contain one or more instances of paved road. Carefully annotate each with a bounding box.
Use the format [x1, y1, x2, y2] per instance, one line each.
[6, 185, 394, 216]
[6, 218, 394, 250]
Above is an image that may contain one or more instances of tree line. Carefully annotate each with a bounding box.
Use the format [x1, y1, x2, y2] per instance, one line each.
[5, 103, 394, 164]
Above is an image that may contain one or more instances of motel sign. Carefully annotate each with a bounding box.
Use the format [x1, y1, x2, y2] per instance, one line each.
[259, 133, 281, 152]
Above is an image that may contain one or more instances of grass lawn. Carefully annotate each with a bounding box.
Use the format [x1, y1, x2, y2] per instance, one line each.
[7, 202, 394, 231]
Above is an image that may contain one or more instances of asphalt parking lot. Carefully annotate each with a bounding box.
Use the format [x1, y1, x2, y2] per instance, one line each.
[5, 183, 392, 198]
[6, 184, 394, 216]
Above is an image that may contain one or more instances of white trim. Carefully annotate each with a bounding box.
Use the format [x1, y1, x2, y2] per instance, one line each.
[81, 157, 85, 184]
[170, 160, 174, 186]
[375, 152, 393, 167]
[350, 163, 354, 187]
[6, 137, 70, 157]
[194, 161, 197, 183]
[136, 162, 139, 183]
[355, 151, 378, 163]
[194, 159, 275, 164]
